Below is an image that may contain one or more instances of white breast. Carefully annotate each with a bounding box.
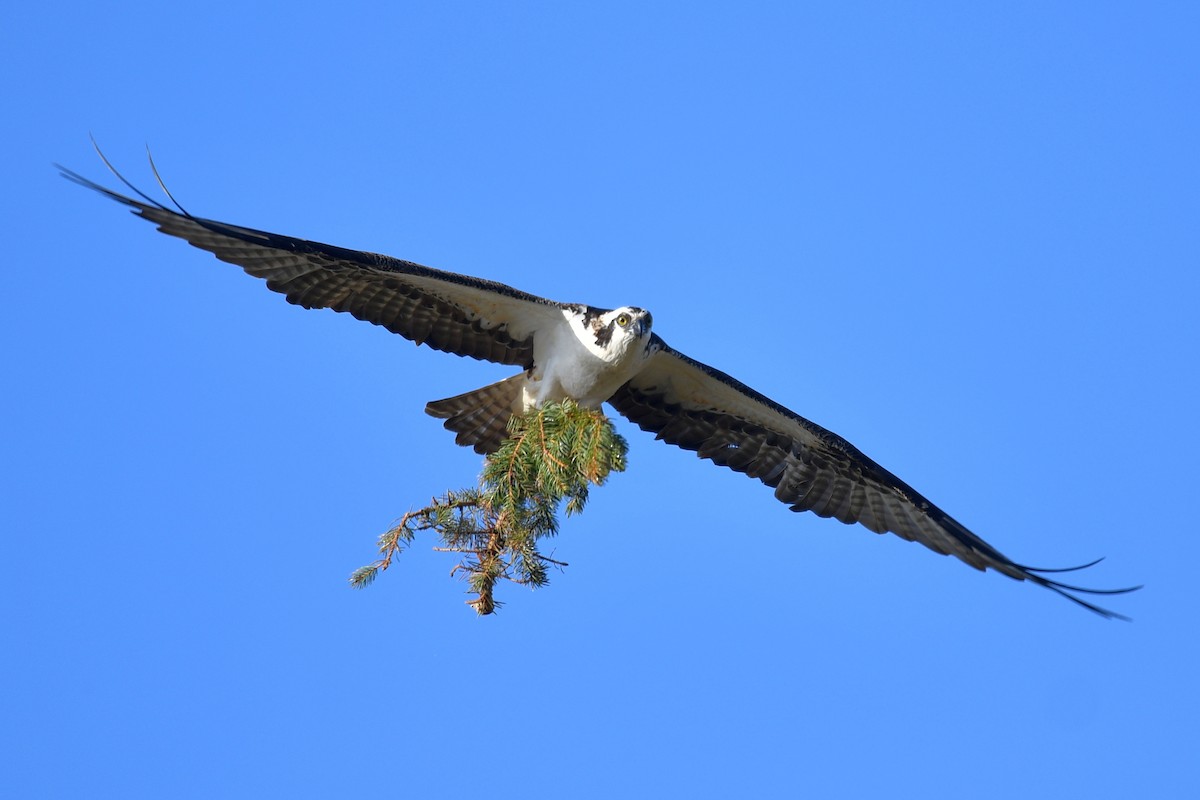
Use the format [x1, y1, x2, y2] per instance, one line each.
[522, 308, 645, 409]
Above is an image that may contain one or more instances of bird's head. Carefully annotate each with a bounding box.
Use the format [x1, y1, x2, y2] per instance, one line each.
[586, 305, 654, 361]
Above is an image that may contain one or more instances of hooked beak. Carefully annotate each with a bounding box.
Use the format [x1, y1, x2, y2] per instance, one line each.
[636, 311, 653, 338]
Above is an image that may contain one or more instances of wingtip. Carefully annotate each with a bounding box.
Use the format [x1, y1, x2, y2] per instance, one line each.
[61, 137, 174, 212]
[1018, 556, 1106, 574]
[1019, 560, 1142, 620]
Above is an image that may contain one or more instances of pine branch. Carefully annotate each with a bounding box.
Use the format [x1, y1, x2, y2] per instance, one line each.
[349, 401, 627, 614]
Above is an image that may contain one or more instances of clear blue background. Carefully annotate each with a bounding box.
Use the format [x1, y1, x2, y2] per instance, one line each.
[4, 3, 1196, 797]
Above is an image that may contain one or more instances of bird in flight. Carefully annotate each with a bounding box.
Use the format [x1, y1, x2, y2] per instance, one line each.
[60, 148, 1139, 618]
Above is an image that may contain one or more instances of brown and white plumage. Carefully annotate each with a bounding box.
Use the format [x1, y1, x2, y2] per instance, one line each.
[59, 153, 1140, 618]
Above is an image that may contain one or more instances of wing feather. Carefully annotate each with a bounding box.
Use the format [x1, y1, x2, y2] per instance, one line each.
[59, 166, 565, 368]
[610, 340, 1139, 617]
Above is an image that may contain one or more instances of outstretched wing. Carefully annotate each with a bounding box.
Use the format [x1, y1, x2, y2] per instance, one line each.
[610, 339, 1140, 618]
[59, 164, 567, 368]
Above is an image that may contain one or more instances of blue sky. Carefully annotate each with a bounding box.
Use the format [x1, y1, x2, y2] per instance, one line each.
[3, 2, 1197, 797]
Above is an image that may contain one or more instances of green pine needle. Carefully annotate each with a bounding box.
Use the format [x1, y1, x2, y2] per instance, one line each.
[349, 401, 628, 614]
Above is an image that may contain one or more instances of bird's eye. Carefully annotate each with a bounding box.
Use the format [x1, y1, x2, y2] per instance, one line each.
[616, 313, 631, 327]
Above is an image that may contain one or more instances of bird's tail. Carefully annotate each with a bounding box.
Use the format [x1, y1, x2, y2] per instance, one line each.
[425, 375, 527, 455]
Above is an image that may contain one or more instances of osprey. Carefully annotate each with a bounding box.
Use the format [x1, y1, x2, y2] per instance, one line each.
[60, 153, 1139, 618]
